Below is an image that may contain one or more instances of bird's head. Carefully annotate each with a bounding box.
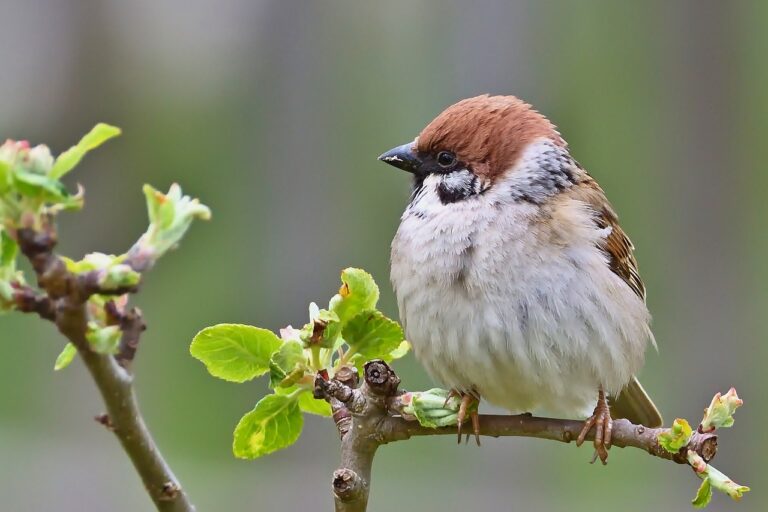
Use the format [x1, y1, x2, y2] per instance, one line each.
[379, 95, 565, 204]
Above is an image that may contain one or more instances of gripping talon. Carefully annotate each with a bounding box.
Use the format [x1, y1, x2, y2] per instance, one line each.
[471, 410, 481, 446]
[454, 391, 480, 446]
[577, 387, 612, 464]
[457, 394, 468, 443]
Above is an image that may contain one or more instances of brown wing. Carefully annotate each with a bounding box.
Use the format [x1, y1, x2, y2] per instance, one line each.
[565, 176, 662, 427]
[565, 176, 645, 301]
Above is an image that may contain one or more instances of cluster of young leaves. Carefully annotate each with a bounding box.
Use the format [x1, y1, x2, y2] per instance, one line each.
[0, 124, 210, 369]
[0, 124, 120, 312]
[657, 388, 748, 508]
[190, 268, 410, 459]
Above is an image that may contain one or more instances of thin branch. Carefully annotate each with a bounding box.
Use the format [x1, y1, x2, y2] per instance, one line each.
[315, 360, 719, 512]
[13, 284, 56, 321]
[380, 413, 717, 464]
[106, 301, 146, 370]
[15, 227, 194, 512]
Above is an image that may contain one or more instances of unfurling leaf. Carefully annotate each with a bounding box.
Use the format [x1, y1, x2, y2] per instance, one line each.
[343, 310, 403, 359]
[269, 340, 305, 388]
[300, 309, 341, 349]
[54, 343, 77, 371]
[658, 418, 693, 453]
[191, 324, 282, 383]
[50, 123, 121, 179]
[687, 450, 750, 506]
[233, 394, 303, 459]
[329, 268, 379, 324]
[700, 388, 743, 432]
[704, 464, 750, 502]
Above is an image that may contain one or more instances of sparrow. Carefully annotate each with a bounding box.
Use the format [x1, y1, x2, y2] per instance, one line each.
[379, 94, 662, 463]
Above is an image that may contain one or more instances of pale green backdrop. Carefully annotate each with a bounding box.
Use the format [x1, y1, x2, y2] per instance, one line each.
[1, 1, 766, 511]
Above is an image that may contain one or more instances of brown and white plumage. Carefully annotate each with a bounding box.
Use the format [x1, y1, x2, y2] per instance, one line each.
[381, 95, 661, 432]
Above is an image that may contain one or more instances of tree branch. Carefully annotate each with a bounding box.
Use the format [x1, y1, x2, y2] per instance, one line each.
[315, 360, 720, 512]
[15, 227, 194, 512]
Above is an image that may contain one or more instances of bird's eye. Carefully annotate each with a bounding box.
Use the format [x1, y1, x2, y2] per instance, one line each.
[436, 151, 456, 168]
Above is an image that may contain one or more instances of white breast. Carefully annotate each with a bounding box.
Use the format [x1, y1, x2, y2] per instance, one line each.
[390, 143, 653, 417]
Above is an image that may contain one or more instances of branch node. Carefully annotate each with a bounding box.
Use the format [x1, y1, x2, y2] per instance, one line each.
[314, 373, 355, 404]
[335, 365, 360, 388]
[332, 468, 365, 503]
[12, 285, 56, 321]
[160, 481, 182, 501]
[363, 360, 400, 397]
[114, 307, 147, 369]
[94, 413, 114, 431]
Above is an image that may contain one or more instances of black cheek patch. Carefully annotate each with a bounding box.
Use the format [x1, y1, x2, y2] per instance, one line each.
[437, 171, 479, 204]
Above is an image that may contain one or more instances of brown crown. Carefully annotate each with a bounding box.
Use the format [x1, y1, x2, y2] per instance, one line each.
[416, 94, 564, 179]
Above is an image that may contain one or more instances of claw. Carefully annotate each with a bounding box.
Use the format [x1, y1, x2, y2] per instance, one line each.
[576, 387, 613, 464]
[471, 409, 481, 446]
[455, 392, 481, 446]
[457, 394, 469, 443]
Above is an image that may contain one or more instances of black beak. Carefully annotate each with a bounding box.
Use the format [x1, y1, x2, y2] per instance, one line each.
[377, 142, 422, 174]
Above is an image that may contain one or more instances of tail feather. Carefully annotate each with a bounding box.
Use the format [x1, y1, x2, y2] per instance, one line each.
[610, 376, 663, 427]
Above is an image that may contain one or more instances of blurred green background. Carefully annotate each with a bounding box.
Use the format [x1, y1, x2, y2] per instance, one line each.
[1, 1, 766, 510]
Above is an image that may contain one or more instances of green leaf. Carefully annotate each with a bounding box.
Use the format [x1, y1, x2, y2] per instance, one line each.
[343, 310, 404, 359]
[275, 387, 332, 417]
[692, 479, 712, 508]
[13, 168, 69, 201]
[329, 268, 379, 324]
[54, 343, 77, 371]
[0, 160, 11, 193]
[232, 394, 303, 459]
[50, 123, 121, 179]
[658, 418, 693, 453]
[298, 390, 332, 416]
[387, 340, 411, 361]
[1, 230, 17, 267]
[190, 324, 282, 383]
[268, 340, 305, 388]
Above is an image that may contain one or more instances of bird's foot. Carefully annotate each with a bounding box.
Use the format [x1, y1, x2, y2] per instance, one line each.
[452, 391, 481, 446]
[575, 388, 613, 464]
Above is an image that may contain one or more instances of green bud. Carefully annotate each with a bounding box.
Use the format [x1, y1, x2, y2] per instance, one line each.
[129, 184, 210, 267]
[0, 228, 24, 311]
[657, 418, 693, 453]
[400, 388, 465, 428]
[62, 252, 140, 292]
[700, 388, 742, 432]
[85, 323, 121, 354]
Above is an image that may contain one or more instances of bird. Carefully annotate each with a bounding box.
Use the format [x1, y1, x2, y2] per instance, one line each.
[379, 94, 662, 464]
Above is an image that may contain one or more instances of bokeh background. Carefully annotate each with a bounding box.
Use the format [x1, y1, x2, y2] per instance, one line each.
[1, 1, 766, 510]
